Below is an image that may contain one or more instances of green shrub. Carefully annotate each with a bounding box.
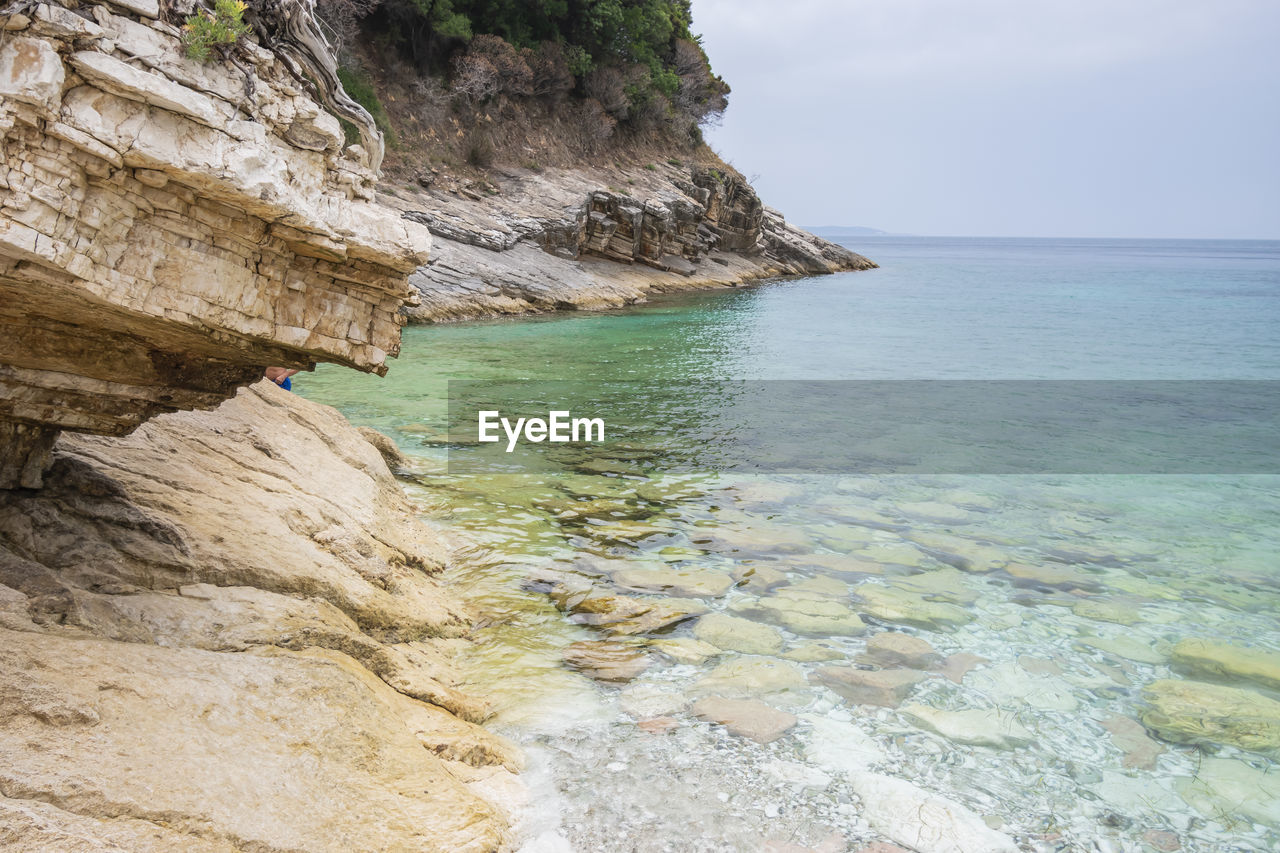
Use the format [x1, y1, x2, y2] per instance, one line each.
[337, 66, 398, 147]
[182, 0, 250, 63]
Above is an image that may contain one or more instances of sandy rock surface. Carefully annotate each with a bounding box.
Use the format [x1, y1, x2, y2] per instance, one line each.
[0, 382, 518, 851]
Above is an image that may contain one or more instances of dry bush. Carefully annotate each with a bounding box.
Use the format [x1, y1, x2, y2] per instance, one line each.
[584, 66, 628, 119]
[315, 0, 378, 57]
[671, 37, 728, 125]
[525, 41, 575, 101]
[579, 98, 617, 146]
[451, 34, 533, 101]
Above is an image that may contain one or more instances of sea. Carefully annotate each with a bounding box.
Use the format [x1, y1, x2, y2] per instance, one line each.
[300, 236, 1280, 852]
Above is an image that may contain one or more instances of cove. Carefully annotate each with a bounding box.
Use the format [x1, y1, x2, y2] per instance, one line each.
[301, 236, 1280, 852]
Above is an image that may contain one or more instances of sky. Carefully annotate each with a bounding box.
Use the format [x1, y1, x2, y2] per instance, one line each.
[693, 0, 1280, 238]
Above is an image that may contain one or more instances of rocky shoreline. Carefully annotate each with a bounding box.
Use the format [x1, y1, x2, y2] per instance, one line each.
[379, 161, 877, 323]
[0, 383, 521, 851]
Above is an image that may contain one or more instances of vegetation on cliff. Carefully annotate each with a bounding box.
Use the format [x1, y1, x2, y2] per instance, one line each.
[316, 0, 730, 173]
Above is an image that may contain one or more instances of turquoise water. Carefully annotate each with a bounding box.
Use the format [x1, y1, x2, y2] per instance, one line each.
[302, 237, 1280, 852]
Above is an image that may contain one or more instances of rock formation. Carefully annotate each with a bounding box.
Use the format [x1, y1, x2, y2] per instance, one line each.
[0, 0, 431, 487]
[380, 161, 876, 323]
[0, 382, 520, 851]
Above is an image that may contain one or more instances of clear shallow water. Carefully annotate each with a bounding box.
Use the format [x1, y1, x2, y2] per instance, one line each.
[302, 237, 1280, 852]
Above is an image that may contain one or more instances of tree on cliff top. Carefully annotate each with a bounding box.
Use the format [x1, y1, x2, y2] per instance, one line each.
[318, 0, 728, 151]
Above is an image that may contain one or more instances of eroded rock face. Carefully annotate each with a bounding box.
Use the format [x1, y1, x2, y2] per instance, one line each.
[0, 2, 431, 487]
[0, 382, 518, 850]
[388, 161, 877, 323]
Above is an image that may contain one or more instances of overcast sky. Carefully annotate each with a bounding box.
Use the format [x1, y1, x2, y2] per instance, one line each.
[693, 0, 1280, 238]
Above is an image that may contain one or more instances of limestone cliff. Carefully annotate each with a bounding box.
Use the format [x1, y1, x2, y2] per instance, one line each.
[0, 0, 431, 487]
[383, 161, 877, 323]
[0, 382, 520, 851]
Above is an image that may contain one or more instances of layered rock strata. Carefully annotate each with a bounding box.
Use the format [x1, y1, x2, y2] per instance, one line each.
[0, 382, 519, 851]
[383, 162, 876, 323]
[0, 1, 431, 487]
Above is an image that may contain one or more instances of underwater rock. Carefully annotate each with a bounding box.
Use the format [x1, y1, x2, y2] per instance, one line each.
[812, 666, 927, 708]
[611, 565, 734, 598]
[1171, 638, 1280, 692]
[859, 632, 942, 670]
[649, 637, 724, 665]
[561, 640, 650, 682]
[895, 501, 976, 525]
[1174, 757, 1280, 828]
[800, 713, 887, 775]
[784, 641, 847, 663]
[731, 562, 791, 592]
[906, 532, 1010, 573]
[900, 704, 1034, 749]
[1100, 714, 1166, 770]
[619, 684, 688, 718]
[694, 658, 809, 703]
[789, 551, 894, 577]
[693, 696, 798, 744]
[1003, 562, 1104, 593]
[558, 589, 707, 635]
[853, 584, 972, 631]
[693, 612, 785, 655]
[849, 774, 1019, 853]
[691, 523, 814, 557]
[937, 653, 988, 684]
[1141, 679, 1280, 758]
[887, 568, 979, 605]
[1071, 598, 1141, 625]
[1076, 634, 1168, 665]
[967, 662, 1079, 712]
[731, 576, 867, 637]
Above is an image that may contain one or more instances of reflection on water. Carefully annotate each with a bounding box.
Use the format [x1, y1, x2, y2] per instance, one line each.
[302, 237, 1280, 852]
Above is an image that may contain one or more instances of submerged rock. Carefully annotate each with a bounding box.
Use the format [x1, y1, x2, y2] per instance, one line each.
[1070, 598, 1141, 625]
[731, 562, 791, 592]
[693, 696, 798, 743]
[812, 666, 927, 708]
[906, 532, 1009, 573]
[859, 632, 942, 670]
[731, 576, 867, 637]
[694, 658, 809, 703]
[649, 637, 724, 665]
[693, 612, 785, 655]
[611, 565, 734, 598]
[849, 774, 1019, 853]
[562, 640, 650, 683]
[1141, 679, 1280, 758]
[1171, 637, 1280, 692]
[558, 589, 707, 636]
[853, 584, 972, 631]
[1175, 757, 1280, 828]
[800, 713, 887, 775]
[937, 653, 989, 684]
[967, 662, 1079, 712]
[900, 704, 1034, 749]
[886, 568, 979, 605]
[691, 523, 814, 557]
[1076, 634, 1168, 665]
[784, 641, 847, 663]
[1100, 714, 1166, 770]
[1003, 562, 1104, 593]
